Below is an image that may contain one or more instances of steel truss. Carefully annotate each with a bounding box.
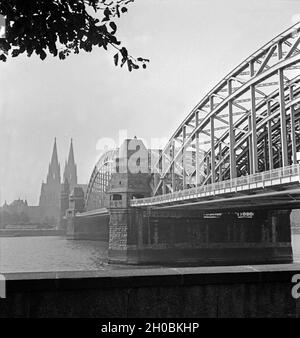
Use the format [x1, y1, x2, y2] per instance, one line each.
[151, 23, 300, 196]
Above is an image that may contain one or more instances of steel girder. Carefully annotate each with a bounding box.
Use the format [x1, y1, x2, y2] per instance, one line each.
[152, 23, 300, 196]
[200, 82, 300, 185]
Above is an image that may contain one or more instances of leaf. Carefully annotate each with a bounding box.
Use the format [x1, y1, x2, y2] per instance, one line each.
[137, 57, 150, 63]
[27, 47, 34, 58]
[121, 7, 128, 13]
[59, 51, 66, 60]
[12, 49, 22, 58]
[120, 47, 128, 59]
[120, 57, 126, 68]
[127, 60, 132, 72]
[40, 49, 47, 60]
[109, 22, 117, 35]
[0, 54, 6, 62]
[113, 53, 118, 66]
[103, 7, 111, 19]
[116, 5, 121, 17]
[109, 35, 121, 45]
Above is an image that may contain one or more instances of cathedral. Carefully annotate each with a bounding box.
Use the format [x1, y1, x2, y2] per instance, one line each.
[38, 138, 85, 227]
[0, 138, 86, 229]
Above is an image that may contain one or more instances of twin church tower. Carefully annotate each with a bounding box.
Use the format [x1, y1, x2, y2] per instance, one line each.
[39, 138, 83, 226]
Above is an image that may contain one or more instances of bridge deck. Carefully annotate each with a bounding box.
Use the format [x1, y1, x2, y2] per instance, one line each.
[131, 164, 300, 210]
[75, 208, 109, 218]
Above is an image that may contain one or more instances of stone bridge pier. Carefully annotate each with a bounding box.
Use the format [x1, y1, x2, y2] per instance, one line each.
[107, 173, 293, 266]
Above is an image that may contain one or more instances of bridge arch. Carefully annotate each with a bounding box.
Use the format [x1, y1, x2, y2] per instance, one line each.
[152, 23, 300, 196]
[85, 149, 118, 211]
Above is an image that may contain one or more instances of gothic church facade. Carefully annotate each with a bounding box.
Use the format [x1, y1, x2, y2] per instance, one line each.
[39, 138, 83, 226]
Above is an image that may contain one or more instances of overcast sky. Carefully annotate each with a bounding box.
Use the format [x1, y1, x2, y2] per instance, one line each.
[0, 0, 299, 205]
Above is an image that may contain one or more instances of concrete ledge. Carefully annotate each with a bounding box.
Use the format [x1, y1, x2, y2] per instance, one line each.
[1, 263, 300, 317]
[4, 263, 300, 290]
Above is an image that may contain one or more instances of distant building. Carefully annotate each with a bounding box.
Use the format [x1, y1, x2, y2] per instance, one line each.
[39, 138, 87, 227]
[0, 198, 41, 227]
[0, 138, 87, 228]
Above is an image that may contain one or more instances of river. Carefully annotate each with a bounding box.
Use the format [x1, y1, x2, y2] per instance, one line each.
[1, 235, 300, 273]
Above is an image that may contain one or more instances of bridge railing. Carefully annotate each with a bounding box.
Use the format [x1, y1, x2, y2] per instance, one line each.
[131, 164, 300, 206]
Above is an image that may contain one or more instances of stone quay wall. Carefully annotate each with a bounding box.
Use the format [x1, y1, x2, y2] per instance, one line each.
[1, 264, 300, 317]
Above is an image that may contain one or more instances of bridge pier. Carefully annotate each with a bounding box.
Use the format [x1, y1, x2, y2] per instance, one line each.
[108, 207, 143, 263]
[108, 202, 293, 265]
[107, 171, 152, 263]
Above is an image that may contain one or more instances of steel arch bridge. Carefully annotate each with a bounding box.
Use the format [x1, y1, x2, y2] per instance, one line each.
[130, 23, 300, 208]
[85, 149, 118, 211]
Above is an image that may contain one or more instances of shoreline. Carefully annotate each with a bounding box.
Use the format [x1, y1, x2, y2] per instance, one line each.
[0, 229, 65, 237]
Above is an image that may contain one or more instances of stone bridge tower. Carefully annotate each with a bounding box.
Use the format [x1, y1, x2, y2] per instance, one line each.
[107, 138, 151, 263]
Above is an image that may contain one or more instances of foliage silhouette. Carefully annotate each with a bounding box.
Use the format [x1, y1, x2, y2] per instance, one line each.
[0, 0, 149, 70]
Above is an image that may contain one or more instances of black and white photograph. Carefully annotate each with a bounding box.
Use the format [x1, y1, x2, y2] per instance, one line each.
[0, 0, 300, 326]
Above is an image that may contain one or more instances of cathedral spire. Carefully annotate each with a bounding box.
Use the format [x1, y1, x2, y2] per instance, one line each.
[47, 138, 61, 184]
[63, 138, 77, 190]
[68, 138, 75, 165]
[39, 138, 62, 225]
[50, 137, 59, 167]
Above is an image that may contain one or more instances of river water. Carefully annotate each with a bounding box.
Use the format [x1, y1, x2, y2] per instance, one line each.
[1, 235, 300, 273]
